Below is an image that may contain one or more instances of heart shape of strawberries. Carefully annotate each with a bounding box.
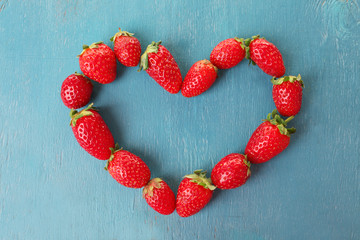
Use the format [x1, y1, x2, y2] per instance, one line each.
[60, 28, 304, 218]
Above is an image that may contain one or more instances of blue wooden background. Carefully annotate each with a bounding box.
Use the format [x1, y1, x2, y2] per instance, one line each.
[0, 0, 359, 239]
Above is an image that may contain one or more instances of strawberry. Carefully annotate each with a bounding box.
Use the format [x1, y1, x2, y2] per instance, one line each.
[110, 28, 141, 67]
[61, 73, 93, 109]
[245, 110, 296, 164]
[138, 41, 182, 94]
[272, 75, 303, 117]
[105, 145, 151, 188]
[176, 170, 216, 217]
[211, 153, 251, 189]
[210, 37, 246, 69]
[70, 103, 115, 160]
[181, 59, 218, 98]
[244, 35, 285, 78]
[78, 41, 117, 84]
[143, 178, 176, 215]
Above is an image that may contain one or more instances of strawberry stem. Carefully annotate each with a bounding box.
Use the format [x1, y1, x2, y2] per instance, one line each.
[284, 116, 294, 124]
[287, 127, 296, 134]
[74, 72, 86, 77]
[69, 109, 78, 118]
[264, 110, 296, 137]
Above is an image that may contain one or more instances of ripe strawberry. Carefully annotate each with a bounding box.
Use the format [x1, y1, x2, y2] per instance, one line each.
[110, 28, 141, 67]
[210, 37, 246, 69]
[245, 110, 296, 164]
[78, 41, 117, 84]
[211, 153, 251, 189]
[143, 178, 176, 215]
[272, 74, 304, 117]
[181, 59, 218, 98]
[138, 41, 182, 94]
[105, 145, 151, 188]
[176, 170, 216, 217]
[61, 73, 93, 109]
[70, 103, 115, 160]
[244, 35, 285, 77]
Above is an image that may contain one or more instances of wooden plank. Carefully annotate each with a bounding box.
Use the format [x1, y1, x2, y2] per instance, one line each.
[0, 0, 359, 239]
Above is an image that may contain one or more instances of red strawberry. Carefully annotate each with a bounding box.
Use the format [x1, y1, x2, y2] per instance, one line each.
[211, 153, 251, 189]
[105, 145, 151, 188]
[70, 103, 115, 160]
[272, 75, 303, 117]
[138, 41, 182, 94]
[181, 59, 218, 98]
[110, 28, 141, 67]
[244, 36, 285, 77]
[78, 41, 117, 84]
[143, 178, 176, 215]
[61, 73, 93, 109]
[245, 110, 296, 164]
[176, 170, 216, 217]
[210, 37, 246, 69]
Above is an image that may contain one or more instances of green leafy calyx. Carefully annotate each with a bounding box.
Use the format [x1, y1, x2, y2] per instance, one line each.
[104, 143, 122, 170]
[243, 155, 251, 177]
[110, 28, 135, 42]
[184, 169, 216, 191]
[201, 59, 218, 74]
[69, 103, 96, 127]
[243, 35, 264, 65]
[264, 109, 296, 137]
[271, 74, 303, 87]
[138, 41, 162, 72]
[234, 37, 246, 50]
[74, 72, 86, 77]
[142, 178, 163, 198]
[78, 41, 103, 57]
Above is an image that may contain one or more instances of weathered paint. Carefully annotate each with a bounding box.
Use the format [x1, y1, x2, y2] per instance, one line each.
[0, 0, 359, 239]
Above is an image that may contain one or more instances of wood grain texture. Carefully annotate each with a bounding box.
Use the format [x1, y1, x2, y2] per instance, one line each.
[0, 0, 359, 239]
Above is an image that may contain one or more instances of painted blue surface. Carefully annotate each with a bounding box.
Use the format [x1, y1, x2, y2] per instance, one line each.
[0, 0, 359, 239]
